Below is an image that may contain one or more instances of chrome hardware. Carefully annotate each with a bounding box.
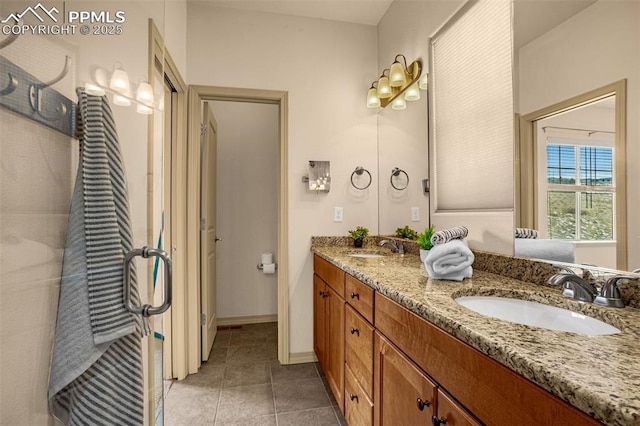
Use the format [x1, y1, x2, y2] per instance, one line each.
[350, 394, 358, 402]
[215, 236, 222, 242]
[416, 398, 430, 411]
[595, 275, 636, 308]
[379, 238, 404, 254]
[350, 292, 359, 300]
[124, 246, 172, 317]
[350, 327, 359, 336]
[548, 273, 597, 303]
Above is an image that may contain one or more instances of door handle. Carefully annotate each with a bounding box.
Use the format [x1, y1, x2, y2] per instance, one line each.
[215, 237, 222, 242]
[124, 246, 172, 317]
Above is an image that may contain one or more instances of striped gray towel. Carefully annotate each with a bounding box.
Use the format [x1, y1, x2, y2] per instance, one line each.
[48, 88, 144, 425]
[430, 226, 469, 246]
[515, 227, 539, 239]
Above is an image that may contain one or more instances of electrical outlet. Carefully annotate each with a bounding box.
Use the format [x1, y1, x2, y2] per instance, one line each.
[411, 207, 420, 222]
[334, 206, 344, 222]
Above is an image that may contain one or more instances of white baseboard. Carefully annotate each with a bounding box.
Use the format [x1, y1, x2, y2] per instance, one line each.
[287, 351, 318, 364]
[216, 314, 278, 327]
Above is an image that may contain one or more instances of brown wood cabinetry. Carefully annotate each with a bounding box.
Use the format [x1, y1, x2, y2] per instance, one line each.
[313, 256, 346, 412]
[374, 332, 436, 426]
[345, 364, 374, 426]
[313, 254, 601, 426]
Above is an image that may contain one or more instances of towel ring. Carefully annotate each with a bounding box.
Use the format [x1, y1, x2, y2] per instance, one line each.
[351, 166, 372, 190]
[390, 167, 409, 191]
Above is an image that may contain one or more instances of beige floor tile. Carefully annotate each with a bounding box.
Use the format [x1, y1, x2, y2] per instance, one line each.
[273, 378, 331, 414]
[216, 384, 275, 423]
[277, 406, 340, 425]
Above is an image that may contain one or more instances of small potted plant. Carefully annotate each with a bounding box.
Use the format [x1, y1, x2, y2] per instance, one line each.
[395, 225, 418, 240]
[349, 226, 369, 248]
[417, 225, 436, 261]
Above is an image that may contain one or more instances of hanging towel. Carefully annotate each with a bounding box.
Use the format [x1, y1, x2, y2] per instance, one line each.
[424, 239, 474, 281]
[430, 226, 469, 246]
[48, 88, 144, 425]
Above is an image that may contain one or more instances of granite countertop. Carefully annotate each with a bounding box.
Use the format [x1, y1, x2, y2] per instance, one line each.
[312, 245, 640, 426]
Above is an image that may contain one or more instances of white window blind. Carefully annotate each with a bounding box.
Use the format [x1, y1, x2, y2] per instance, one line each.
[431, 0, 514, 210]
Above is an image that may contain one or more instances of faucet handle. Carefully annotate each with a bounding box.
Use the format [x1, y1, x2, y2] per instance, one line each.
[594, 275, 635, 308]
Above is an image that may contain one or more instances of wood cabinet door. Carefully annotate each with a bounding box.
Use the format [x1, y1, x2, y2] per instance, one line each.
[435, 389, 481, 426]
[374, 332, 436, 426]
[313, 274, 326, 370]
[326, 284, 345, 412]
[345, 304, 374, 398]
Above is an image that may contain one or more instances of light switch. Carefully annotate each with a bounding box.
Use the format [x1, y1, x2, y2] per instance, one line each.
[411, 207, 420, 222]
[334, 207, 343, 222]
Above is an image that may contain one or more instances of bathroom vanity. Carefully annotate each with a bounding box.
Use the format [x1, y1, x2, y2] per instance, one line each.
[312, 242, 640, 426]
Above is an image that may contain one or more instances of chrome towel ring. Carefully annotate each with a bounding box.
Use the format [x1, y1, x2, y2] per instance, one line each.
[351, 166, 372, 190]
[390, 167, 409, 190]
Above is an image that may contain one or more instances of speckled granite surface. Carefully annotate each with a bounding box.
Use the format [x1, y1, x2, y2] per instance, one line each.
[311, 245, 640, 426]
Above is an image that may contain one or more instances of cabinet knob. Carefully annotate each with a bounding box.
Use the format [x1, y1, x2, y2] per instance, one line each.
[350, 394, 358, 402]
[416, 398, 430, 411]
[432, 416, 447, 425]
[319, 291, 328, 298]
[350, 292, 359, 300]
[350, 327, 360, 336]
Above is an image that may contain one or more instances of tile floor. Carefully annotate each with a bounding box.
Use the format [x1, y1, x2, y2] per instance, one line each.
[164, 322, 347, 426]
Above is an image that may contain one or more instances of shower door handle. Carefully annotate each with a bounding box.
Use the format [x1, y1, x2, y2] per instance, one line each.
[123, 246, 172, 317]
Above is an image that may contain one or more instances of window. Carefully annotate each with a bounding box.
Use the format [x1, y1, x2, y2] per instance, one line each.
[546, 140, 614, 241]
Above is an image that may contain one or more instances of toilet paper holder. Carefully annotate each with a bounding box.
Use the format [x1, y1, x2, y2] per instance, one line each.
[257, 263, 278, 271]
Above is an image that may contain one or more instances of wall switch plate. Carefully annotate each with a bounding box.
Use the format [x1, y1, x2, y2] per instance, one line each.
[334, 206, 343, 222]
[411, 207, 420, 222]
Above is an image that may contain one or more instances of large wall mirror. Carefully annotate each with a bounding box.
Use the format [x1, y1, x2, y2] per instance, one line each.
[514, 0, 638, 272]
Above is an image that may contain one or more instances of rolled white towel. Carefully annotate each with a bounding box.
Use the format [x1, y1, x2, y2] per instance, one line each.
[430, 226, 469, 245]
[424, 239, 474, 281]
[515, 228, 538, 239]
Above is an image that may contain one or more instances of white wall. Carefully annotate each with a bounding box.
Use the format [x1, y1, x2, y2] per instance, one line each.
[376, 1, 463, 236]
[210, 101, 279, 320]
[187, 4, 378, 354]
[519, 1, 640, 270]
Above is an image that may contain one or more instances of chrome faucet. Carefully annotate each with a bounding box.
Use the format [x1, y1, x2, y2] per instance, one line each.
[594, 275, 636, 308]
[378, 239, 404, 254]
[547, 273, 598, 303]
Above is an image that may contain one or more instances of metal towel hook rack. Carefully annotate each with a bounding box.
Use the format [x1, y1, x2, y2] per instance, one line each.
[351, 166, 372, 190]
[29, 55, 71, 117]
[390, 167, 409, 190]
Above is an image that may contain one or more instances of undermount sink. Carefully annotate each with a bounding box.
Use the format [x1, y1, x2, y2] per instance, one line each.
[455, 296, 621, 336]
[348, 253, 385, 258]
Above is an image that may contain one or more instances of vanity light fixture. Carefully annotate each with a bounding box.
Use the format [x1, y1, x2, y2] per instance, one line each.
[392, 97, 407, 110]
[367, 54, 426, 109]
[377, 69, 392, 99]
[109, 63, 130, 94]
[389, 54, 408, 87]
[418, 72, 429, 90]
[89, 65, 157, 114]
[367, 81, 381, 108]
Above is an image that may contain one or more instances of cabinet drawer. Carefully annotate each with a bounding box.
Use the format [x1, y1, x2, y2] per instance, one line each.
[314, 255, 345, 297]
[345, 274, 374, 323]
[345, 304, 374, 398]
[435, 389, 481, 426]
[374, 293, 602, 426]
[345, 364, 374, 426]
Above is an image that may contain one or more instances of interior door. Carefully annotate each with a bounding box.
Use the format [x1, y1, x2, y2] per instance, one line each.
[200, 102, 218, 360]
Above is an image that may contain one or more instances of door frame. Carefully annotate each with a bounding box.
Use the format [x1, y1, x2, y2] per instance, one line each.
[187, 85, 289, 372]
[149, 20, 189, 381]
[517, 79, 627, 270]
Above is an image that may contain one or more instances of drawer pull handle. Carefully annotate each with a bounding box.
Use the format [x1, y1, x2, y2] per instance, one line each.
[350, 394, 358, 402]
[432, 416, 447, 425]
[350, 292, 359, 300]
[416, 398, 430, 411]
[319, 291, 328, 298]
[350, 327, 360, 336]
